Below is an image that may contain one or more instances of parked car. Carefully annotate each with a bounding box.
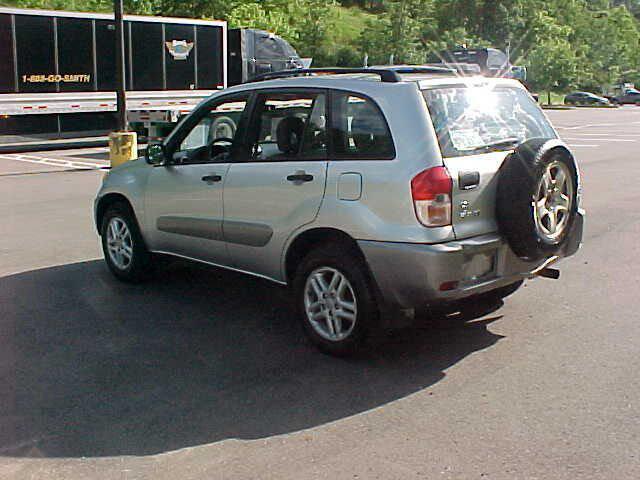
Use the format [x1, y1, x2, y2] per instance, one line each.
[564, 92, 611, 106]
[612, 88, 640, 105]
[94, 67, 584, 355]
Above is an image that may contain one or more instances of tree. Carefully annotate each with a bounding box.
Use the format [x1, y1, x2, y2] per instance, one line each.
[5, 0, 640, 92]
[226, 2, 297, 39]
[527, 36, 578, 104]
[359, 0, 434, 64]
[296, 0, 336, 59]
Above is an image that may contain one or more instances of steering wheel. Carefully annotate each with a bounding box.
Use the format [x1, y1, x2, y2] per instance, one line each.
[208, 137, 235, 161]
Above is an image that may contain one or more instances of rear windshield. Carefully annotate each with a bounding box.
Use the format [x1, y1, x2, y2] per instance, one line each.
[423, 86, 556, 158]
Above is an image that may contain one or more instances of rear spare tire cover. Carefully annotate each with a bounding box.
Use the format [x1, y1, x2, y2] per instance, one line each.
[496, 138, 578, 260]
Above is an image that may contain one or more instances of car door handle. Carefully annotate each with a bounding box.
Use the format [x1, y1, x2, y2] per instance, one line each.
[286, 173, 314, 182]
[201, 174, 222, 183]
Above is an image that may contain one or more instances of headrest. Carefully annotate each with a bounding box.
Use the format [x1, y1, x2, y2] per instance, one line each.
[276, 116, 305, 154]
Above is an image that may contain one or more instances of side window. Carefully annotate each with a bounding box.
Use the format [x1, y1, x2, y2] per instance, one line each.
[331, 92, 394, 159]
[175, 94, 249, 164]
[248, 91, 327, 162]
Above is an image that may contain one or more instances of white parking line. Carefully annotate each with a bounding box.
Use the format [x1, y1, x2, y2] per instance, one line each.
[576, 133, 640, 137]
[555, 123, 616, 130]
[0, 154, 107, 170]
[19, 154, 107, 167]
[561, 137, 636, 142]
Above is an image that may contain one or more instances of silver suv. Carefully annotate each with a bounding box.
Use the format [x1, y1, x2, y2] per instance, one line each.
[95, 68, 584, 355]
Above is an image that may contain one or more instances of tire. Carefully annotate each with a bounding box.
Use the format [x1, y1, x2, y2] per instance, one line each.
[292, 243, 379, 356]
[496, 139, 579, 261]
[100, 202, 153, 282]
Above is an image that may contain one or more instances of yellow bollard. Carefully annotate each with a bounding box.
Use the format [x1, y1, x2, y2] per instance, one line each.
[108, 131, 138, 168]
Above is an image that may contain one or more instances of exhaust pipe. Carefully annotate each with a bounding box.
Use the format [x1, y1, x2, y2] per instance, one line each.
[536, 267, 560, 280]
[529, 256, 560, 280]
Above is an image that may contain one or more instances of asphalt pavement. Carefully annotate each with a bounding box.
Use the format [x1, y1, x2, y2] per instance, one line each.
[1, 107, 639, 479]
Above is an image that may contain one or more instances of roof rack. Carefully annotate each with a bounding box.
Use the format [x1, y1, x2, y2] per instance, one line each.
[250, 66, 457, 84]
[370, 65, 457, 75]
[250, 68, 404, 83]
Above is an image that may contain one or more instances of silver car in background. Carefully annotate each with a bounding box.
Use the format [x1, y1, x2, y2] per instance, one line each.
[95, 68, 584, 355]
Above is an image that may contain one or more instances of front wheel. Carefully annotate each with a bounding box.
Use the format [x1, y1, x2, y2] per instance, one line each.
[101, 203, 152, 282]
[293, 243, 379, 356]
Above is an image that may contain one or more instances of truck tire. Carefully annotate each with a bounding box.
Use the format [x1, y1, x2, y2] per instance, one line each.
[496, 139, 578, 261]
[101, 202, 153, 282]
[292, 243, 379, 356]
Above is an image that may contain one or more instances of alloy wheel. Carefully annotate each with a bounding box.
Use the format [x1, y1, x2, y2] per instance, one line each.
[304, 267, 358, 342]
[533, 160, 574, 242]
[106, 216, 134, 270]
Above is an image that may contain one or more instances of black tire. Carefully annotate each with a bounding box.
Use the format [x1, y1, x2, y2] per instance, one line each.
[100, 202, 153, 282]
[496, 139, 579, 261]
[292, 243, 379, 356]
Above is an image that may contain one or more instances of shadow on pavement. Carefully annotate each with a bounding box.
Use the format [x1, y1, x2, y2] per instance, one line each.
[0, 259, 504, 458]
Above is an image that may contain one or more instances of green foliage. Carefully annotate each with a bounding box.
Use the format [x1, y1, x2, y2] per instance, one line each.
[359, 0, 435, 65]
[4, 0, 640, 91]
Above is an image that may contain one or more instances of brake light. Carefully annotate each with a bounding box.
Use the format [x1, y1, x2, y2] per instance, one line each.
[411, 166, 452, 227]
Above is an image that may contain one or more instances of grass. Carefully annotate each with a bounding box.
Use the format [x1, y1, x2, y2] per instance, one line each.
[324, 5, 376, 57]
[535, 92, 566, 106]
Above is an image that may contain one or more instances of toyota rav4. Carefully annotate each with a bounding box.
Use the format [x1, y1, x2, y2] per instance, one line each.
[95, 67, 584, 355]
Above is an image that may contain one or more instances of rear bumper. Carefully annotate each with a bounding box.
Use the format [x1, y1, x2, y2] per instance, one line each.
[359, 209, 584, 310]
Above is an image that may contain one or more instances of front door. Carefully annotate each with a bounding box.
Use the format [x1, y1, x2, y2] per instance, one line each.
[145, 93, 250, 265]
[223, 89, 329, 280]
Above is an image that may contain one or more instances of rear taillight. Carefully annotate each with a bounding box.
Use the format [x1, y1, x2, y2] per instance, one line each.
[411, 166, 452, 227]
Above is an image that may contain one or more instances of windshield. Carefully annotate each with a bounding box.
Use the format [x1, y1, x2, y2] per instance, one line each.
[423, 85, 556, 158]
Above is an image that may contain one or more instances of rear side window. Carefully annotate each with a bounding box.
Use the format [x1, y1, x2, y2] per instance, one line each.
[331, 92, 394, 160]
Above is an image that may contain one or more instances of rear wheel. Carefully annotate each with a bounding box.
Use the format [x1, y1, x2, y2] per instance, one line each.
[293, 243, 379, 355]
[101, 203, 152, 282]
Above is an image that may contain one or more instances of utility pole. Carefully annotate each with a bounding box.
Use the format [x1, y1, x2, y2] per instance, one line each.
[109, 0, 137, 168]
[114, 0, 127, 131]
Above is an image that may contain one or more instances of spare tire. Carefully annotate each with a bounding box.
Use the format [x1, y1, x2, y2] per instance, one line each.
[496, 138, 579, 261]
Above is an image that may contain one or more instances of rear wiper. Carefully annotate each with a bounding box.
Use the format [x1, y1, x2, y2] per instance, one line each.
[470, 137, 521, 153]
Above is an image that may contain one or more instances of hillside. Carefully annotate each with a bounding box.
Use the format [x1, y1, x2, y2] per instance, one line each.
[326, 5, 376, 59]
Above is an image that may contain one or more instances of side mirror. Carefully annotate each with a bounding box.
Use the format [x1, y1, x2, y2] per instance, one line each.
[146, 143, 166, 165]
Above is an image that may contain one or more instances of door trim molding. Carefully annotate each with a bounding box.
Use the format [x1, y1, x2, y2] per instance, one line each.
[157, 216, 224, 241]
[223, 220, 273, 247]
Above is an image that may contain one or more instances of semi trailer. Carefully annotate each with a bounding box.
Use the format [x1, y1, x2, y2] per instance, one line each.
[0, 7, 303, 140]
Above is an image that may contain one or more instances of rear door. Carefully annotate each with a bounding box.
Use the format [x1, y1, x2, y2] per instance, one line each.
[223, 89, 328, 280]
[422, 84, 557, 239]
